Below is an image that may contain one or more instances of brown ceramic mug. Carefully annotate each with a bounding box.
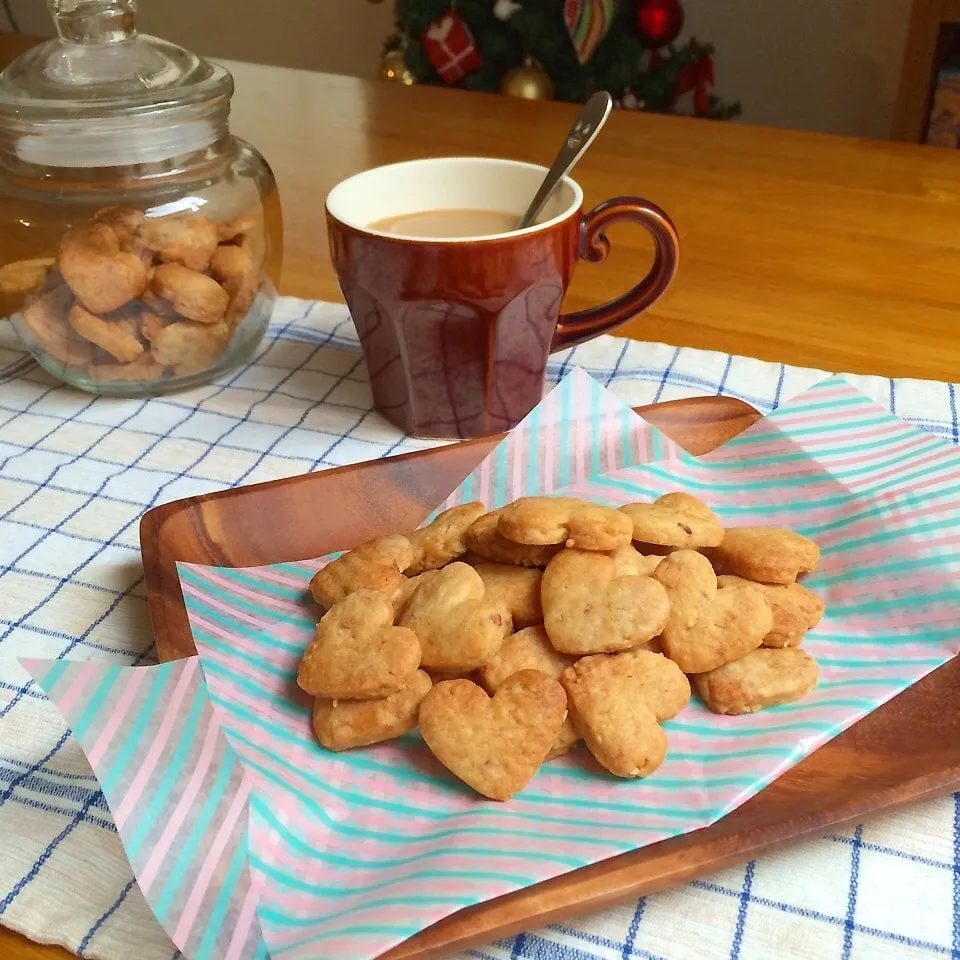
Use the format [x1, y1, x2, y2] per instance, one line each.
[326, 157, 679, 439]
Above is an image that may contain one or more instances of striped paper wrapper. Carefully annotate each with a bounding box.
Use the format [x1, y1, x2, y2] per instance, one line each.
[23, 369, 960, 960]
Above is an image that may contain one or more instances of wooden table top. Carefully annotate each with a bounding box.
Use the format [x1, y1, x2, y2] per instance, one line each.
[3, 35, 960, 960]
[223, 63, 960, 383]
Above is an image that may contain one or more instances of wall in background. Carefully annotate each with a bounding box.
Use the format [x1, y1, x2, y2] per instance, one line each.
[682, 0, 911, 138]
[0, 0, 396, 78]
[1, 0, 909, 139]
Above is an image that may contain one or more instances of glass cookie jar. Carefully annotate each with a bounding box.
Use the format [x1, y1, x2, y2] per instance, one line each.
[0, 0, 282, 394]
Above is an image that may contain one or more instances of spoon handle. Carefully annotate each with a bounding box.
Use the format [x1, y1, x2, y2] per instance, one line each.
[516, 90, 614, 230]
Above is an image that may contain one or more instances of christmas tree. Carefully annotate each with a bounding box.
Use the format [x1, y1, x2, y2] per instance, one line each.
[382, 0, 740, 119]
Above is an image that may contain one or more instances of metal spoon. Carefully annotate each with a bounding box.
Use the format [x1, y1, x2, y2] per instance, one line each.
[516, 90, 614, 230]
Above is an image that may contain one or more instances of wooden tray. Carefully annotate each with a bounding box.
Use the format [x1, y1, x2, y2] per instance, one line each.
[140, 396, 960, 960]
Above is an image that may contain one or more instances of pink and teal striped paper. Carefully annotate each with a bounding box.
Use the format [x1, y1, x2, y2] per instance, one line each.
[20, 657, 267, 960]
[23, 369, 960, 960]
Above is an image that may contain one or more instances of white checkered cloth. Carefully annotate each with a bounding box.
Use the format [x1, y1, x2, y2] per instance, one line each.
[1, 297, 958, 960]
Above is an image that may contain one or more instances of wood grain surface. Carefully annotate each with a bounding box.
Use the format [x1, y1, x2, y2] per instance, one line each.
[220, 62, 960, 383]
[139, 394, 960, 960]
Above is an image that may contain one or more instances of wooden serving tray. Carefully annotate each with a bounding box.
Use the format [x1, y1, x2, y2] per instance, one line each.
[140, 396, 960, 960]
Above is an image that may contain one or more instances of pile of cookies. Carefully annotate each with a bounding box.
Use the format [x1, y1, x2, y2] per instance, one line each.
[1, 206, 266, 383]
[297, 494, 824, 801]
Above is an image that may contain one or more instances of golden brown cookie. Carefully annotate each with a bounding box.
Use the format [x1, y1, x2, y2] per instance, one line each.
[141, 289, 177, 317]
[391, 569, 443, 620]
[312, 670, 432, 751]
[654, 550, 773, 673]
[93, 207, 146, 249]
[545, 716, 581, 761]
[138, 309, 168, 344]
[19, 286, 94, 367]
[151, 263, 229, 325]
[405, 502, 487, 575]
[479, 625, 575, 693]
[562, 650, 689, 778]
[564, 649, 690, 723]
[704, 527, 820, 584]
[211, 236, 255, 284]
[210, 234, 262, 316]
[87, 354, 167, 383]
[0, 257, 54, 296]
[694, 647, 819, 714]
[419, 670, 567, 800]
[479, 626, 580, 760]
[471, 563, 543, 629]
[464, 509, 562, 567]
[68, 303, 144, 363]
[150, 319, 231, 375]
[498, 497, 633, 551]
[309, 535, 415, 610]
[217, 214, 258, 243]
[607, 544, 665, 578]
[297, 590, 421, 699]
[398, 562, 510, 672]
[718, 576, 824, 648]
[139, 213, 219, 272]
[541, 548, 670, 655]
[620, 492, 723, 549]
[58, 223, 148, 314]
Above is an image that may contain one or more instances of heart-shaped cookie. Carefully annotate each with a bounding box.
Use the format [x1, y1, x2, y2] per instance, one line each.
[399, 562, 510, 672]
[471, 562, 543, 629]
[498, 496, 633, 551]
[405, 502, 487, 575]
[562, 650, 688, 778]
[297, 590, 421, 699]
[139, 213, 219, 272]
[310, 535, 415, 610]
[479, 626, 580, 760]
[391, 569, 442, 620]
[620, 492, 723, 549]
[545, 715, 581, 760]
[58, 223, 148, 314]
[479, 625, 575, 693]
[694, 647, 819, 715]
[654, 550, 773, 673]
[541, 548, 670, 655]
[718, 576, 824, 648]
[465, 509, 561, 567]
[152, 263, 229, 324]
[704, 526, 819, 584]
[419, 670, 567, 800]
[68, 303, 144, 363]
[313, 670, 433, 750]
[607, 544, 665, 578]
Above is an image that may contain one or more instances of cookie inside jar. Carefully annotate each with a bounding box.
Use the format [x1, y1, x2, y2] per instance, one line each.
[0, 2, 282, 395]
[5, 204, 278, 393]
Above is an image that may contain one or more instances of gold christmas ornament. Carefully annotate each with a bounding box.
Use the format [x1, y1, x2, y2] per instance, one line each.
[500, 57, 554, 100]
[381, 48, 415, 85]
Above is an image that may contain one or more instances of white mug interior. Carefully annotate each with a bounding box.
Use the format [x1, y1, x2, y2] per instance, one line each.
[325, 156, 583, 242]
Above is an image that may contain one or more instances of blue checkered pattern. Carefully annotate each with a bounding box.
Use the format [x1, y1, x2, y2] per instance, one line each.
[1, 297, 958, 960]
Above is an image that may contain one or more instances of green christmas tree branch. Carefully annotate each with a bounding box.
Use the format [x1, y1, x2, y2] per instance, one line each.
[388, 0, 741, 118]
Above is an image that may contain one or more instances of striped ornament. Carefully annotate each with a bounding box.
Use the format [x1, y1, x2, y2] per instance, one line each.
[24, 369, 960, 960]
[564, 0, 618, 64]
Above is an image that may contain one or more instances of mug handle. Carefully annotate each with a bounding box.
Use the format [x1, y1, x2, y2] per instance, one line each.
[551, 197, 679, 352]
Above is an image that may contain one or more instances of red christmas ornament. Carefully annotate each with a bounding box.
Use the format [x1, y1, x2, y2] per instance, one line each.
[634, 0, 684, 48]
[421, 10, 483, 84]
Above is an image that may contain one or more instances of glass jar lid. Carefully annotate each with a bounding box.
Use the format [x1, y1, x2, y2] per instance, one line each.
[0, 0, 233, 166]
